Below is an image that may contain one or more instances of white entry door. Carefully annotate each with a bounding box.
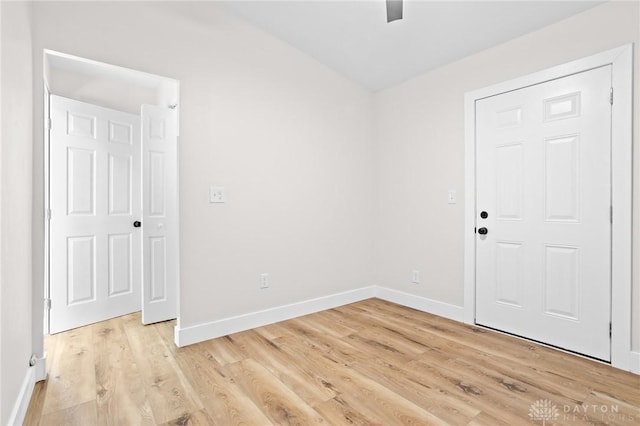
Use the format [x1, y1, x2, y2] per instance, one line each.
[49, 95, 141, 333]
[475, 66, 612, 361]
[141, 104, 178, 324]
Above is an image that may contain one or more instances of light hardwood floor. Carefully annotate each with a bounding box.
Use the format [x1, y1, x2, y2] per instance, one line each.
[25, 299, 639, 425]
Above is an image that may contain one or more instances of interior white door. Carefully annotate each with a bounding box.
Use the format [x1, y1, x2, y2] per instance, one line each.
[141, 104, 178, 324]
[475, 66, 612, 361]
[49, 95, 141, 333]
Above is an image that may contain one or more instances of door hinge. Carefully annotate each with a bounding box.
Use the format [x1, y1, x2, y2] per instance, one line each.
[46, 117, 52, 131]
[46, 208, 51, 220]
[45, 298, 51, 310]
[609, 322, 612, 338]
[610, 88, 613, 105]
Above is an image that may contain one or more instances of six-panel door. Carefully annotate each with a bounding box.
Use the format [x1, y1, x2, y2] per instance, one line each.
[475, 66, 612, 361]
[49, 96, 141, 333]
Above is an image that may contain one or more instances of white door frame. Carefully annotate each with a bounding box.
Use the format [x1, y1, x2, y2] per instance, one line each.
[43, 83, 51, 335]
[43, 50, 181, 335]
[463, 44, 636, 372]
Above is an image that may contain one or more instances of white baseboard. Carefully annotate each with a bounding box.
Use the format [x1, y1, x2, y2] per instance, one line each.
[35, 353, 47, 382]
[631, 351, 640, 374]
[175, 286, 376, 347]
[174, 286, 636, 376]
[175, 285, 467, 347]
[7, 366, 36, 426]
[374, 286, 465, 322]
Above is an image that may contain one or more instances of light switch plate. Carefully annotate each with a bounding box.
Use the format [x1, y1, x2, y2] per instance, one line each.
[448, 190, 457, 204]
[210, 186, 226, 203]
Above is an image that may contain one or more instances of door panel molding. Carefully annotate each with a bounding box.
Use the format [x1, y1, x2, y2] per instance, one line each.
[141, 104, 179, 325]
[49, 95, 142, 333]
[464, 44, 635, 372]
[475, 66, 612, 361]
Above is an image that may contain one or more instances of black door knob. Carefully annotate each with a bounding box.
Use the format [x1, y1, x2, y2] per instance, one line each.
[133, 221, 141, 228]
[478, 227, 488, 235]
[480, 211, 488, 219]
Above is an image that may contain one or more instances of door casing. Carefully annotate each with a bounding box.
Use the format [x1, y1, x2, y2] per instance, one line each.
[463, 44, 635, 372]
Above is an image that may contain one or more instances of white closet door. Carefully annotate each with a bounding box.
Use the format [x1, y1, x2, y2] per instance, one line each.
[49, 95, 141, 333]
[141, 104, 178, 324]
[475, 66, 612, 361]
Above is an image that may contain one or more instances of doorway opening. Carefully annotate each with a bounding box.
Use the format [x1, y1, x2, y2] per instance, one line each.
[43, 50, 180, 334]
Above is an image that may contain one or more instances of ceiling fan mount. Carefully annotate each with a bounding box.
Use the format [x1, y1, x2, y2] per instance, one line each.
[386, 0, 403, 23]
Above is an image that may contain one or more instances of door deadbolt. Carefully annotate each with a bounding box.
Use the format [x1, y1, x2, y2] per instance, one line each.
[480, 211, 488, 219]
[133, 221, 142, 228]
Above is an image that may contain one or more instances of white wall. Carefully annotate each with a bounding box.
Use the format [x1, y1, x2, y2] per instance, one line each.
[31, 2, 375, 333]
[375, 1, 640, 350]
[1, 2, 34, 424]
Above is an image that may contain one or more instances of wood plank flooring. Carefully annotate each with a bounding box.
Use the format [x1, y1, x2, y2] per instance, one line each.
[24, 299, 640, 425]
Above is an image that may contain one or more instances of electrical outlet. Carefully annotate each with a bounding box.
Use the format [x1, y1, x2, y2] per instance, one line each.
[260, 273, 269, 289]
[412, 270, 420, 284]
